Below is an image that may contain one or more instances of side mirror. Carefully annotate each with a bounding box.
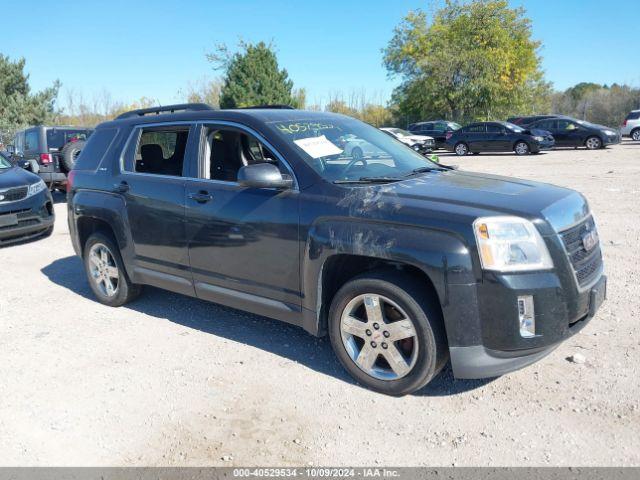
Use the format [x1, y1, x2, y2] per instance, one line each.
[237, 163, 293, 189]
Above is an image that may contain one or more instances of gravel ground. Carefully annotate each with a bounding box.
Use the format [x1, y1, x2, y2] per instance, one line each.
[0, 141, 638, 466]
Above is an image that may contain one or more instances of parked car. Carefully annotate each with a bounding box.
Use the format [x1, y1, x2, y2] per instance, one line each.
[68, 104, 606, 396]
[407, 120, 462, 149]
[340, 134, 385, 160]
[506, 115, 559, 127]
[379, 127, 435, 154]
[10, 126, 93, 190]
[528, 117, 621, 149]
[621, 110, 640, 141]
[446, 121, 555, 156]
[0, 151, 54, 246]
[1, 150, 38, 172]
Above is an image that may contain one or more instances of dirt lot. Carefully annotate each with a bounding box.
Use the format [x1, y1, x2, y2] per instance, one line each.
[0, 141, 638, 466]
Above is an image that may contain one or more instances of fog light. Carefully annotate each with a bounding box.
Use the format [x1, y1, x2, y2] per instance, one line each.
[517, 295, 536, 338]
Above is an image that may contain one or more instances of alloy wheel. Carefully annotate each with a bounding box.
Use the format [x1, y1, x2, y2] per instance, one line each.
[455, 143, 468, 156]
[515, 142, 529, 155]
[632, 130, 640, 141]
[340, 294, 419, 381]
[88, 243, 119, 297]
[586, 137, 602, 149]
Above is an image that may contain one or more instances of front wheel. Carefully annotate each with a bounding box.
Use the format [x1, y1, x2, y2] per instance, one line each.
[514, 141, 530, 155]
[454, 142, 468, 156]
[84, 232, 141, 307]
[328, 272, 448, 396]
[585, 136, 602, 150]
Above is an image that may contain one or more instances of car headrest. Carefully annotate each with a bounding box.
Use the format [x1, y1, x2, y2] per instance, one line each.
[141, 144, 164, 162]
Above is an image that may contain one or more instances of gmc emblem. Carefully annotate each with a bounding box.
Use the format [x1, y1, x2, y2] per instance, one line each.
[582, 229, 598, 252]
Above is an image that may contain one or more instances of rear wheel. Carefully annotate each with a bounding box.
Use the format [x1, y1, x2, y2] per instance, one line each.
[328, 272, 448, 396]
[454, 142, 468, 156]
[84, 232, 141, 307]
[514, 141, 530, 155]
[631, 129, 640, 141]
[585, 136, 602, 150]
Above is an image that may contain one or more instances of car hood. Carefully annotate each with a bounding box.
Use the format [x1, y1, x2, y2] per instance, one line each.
[339, 170, 581, 234]
[0, 166, 40, 189]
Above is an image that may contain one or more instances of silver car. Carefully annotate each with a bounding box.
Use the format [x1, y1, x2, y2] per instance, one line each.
[380, 127, 435, 153]
[621, 110, 640, 141]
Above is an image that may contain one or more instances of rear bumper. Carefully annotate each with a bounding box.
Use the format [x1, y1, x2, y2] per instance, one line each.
[449, 274, 606, 379]
[39, 171, 67, 185]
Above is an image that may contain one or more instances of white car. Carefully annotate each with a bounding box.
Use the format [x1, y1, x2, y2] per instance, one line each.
[341, 135, 386, 160]
[380, 127, 435, 153]
[621, 110, 640, 141]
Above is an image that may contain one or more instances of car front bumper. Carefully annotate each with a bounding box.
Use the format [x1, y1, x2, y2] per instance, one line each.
[603, 134, 621, 145]
[448, 272, 606, 379]
[0, 190, 55, 246]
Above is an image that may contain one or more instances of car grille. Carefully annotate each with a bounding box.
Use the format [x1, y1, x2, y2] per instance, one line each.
[559, 215, 603, 288]
[0, 186, 28, 203]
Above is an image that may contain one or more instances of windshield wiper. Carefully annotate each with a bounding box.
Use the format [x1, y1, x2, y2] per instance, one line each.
[333, 176, 403, 184]
[403, 166, 448, 177]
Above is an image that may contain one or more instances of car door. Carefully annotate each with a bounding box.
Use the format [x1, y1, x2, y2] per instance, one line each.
[554, 119, 583, 147]
[184, 123, 301, 323]
[117, 123, 197, 296]
[485, 124, 509, 151]
[465, 124, 486, 151]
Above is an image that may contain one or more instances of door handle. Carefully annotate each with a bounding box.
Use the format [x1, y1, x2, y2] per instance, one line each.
[188, 191, 213, 203]
[113, 181, 129, 193]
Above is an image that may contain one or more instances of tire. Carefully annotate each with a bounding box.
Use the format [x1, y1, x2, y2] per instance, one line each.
[83, 232, 142, 307]
[631, 129, 640, 142]
[328, 271, 448, 396]
[351, 147, 363, 161]
[585, 136, 602, 150]
[514, 141, 530, 155]
[60, 140, 86, 172]
[454, 142, 468, 156]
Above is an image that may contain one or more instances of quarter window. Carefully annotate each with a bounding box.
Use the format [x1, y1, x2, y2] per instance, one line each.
[24, 130, 39, 151]
[465, 125, 486, 133]
[130, 127, 190, 177]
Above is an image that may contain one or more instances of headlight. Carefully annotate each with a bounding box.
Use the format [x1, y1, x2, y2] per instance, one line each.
[473, 216, 553, 272]
[533, 136, 544, 142]
[604, 130, 616, 136]
[27, 179, 47, 197]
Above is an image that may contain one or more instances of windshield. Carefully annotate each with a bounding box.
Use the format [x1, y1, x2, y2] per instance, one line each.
[448, 122, 462, 130]
[266, 116, 439, 183]
[46, 129, 92, 150]
[504, 122, 525, 133]
[389, 128, 411, 137]
[0, 154, 12, 169]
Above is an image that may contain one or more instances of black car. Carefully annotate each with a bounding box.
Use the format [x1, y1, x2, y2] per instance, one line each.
[446, 121, 555, 156]
[0, 152, 55, 246]
[506, 115, 559, 127]
[68, 104, 605, 396]
[10, 126, 93, 190]
[407, 120, 462, 149]
[528, 117, 621, 149]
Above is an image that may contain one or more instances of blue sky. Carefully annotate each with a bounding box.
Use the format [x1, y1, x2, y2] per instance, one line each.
[2, 0, 638, 109]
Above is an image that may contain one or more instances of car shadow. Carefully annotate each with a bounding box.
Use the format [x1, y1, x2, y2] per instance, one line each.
[41, 255, 493, 397]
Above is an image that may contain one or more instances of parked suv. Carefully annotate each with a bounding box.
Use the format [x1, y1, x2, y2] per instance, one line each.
[11, 126, 93, 190]
[621, 110, 640, 141]
[68, 104, 606, 396]
[528, 117, 621, 149]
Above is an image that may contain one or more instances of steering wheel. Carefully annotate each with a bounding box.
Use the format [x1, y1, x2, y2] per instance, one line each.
[343, 157, 369, 176]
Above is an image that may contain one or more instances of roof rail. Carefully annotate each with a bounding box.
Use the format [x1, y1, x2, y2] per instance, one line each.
[238, 104, 295, 110]
[115, 103, 213, 120]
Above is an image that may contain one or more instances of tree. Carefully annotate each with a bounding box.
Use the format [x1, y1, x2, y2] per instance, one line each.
[0, 54, 60, 144]
[383, 0, 551, 125]
[207, 41, 297, 109]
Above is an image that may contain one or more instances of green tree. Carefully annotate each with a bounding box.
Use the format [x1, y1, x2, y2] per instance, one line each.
[384, 0, 551, 124]
[0, 54, 60, 143]
[208, 41, 297, 109]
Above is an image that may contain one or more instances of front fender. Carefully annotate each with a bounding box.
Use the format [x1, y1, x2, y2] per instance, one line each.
[301, 218, 476, 338]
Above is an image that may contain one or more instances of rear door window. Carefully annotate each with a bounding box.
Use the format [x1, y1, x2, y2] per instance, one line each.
[465, 125, 486, 133]
[127, 126, 191, 177]
[486, 125, 503, 133]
